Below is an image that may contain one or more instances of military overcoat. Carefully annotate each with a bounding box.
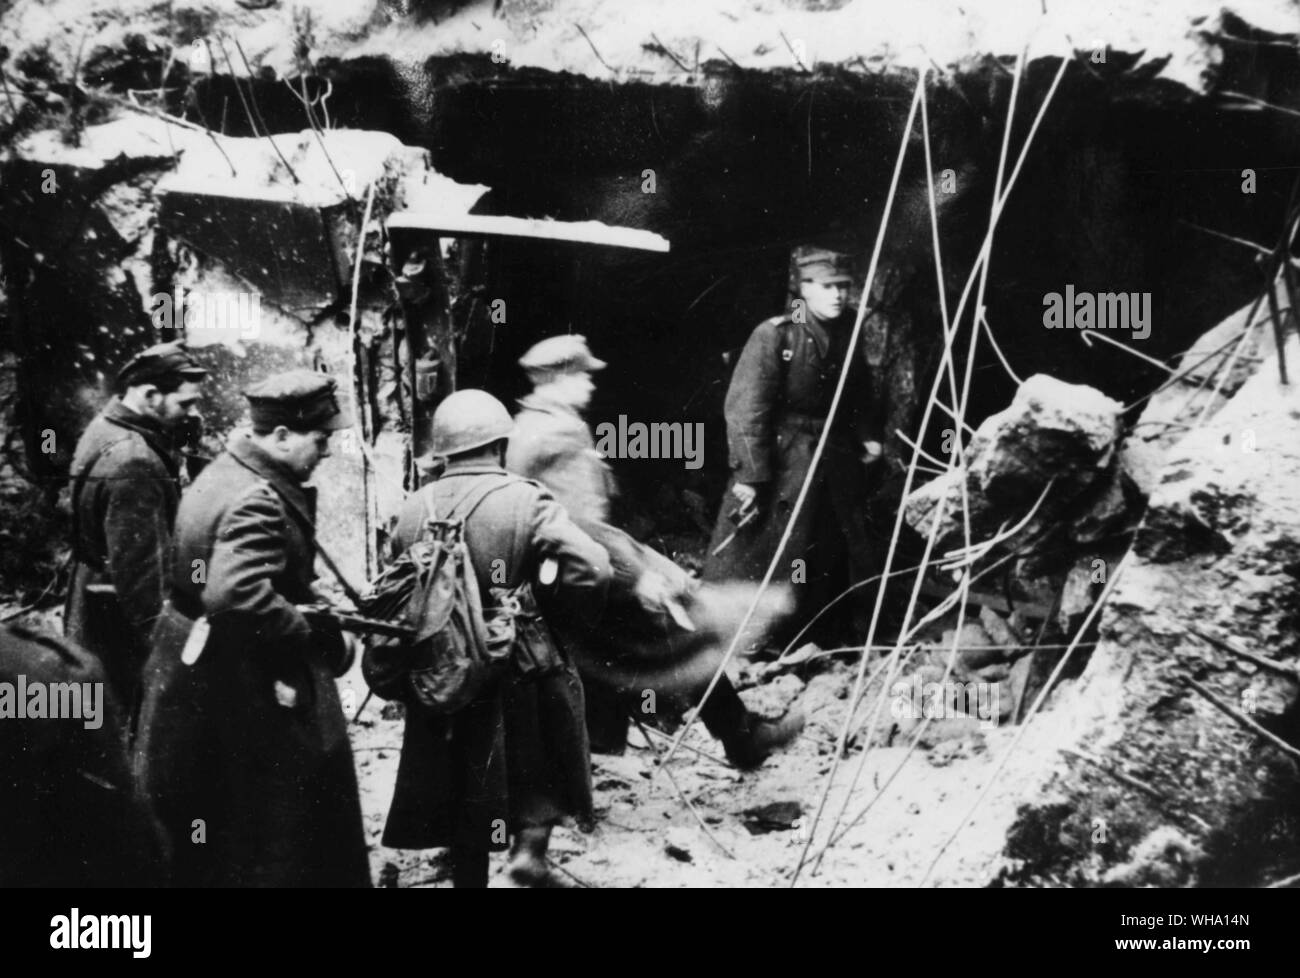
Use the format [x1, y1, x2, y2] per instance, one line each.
[378, 458, 610, 853]
[134, 432, 370, 888]
[66, 398, 181, 712]
[704, 313, 881, 615]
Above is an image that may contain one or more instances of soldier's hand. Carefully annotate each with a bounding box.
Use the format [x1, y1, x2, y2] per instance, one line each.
[633, 570, 673, 615]
[863, 440, 883, 464]
[732, 483, 758, 510]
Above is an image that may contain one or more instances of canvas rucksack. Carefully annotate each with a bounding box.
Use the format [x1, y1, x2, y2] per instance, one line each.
[360, 480, 519, 715]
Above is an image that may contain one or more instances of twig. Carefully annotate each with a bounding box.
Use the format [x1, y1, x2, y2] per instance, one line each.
[716, 45, 742, 70]
[575, 23, 617, 75]
[214, 37, 261, 138]
[980, 311, 1024, 385]
[1185, 677, 1300, 764]
[1267, 870, 1300, 888]
[1219, 91, 1300, 120]
[649, 33, 690, 72]
[1178, 220, 1272, 257]
[630, 720, 732, 769]
[629, 712, 735, 859]
[779, 30, 810, 72]
[1079, 327, 1177, 374]
[351, 688, 374, 725]
[1186, 625, 1300, 682]
[231, 37, 301, 185]
[1060, 747, 1164, 802]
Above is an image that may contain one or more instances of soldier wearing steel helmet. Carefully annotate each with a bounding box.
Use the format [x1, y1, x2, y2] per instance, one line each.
[380, 388, 611, 888]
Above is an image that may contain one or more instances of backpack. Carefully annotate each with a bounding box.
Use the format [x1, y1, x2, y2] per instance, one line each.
[360, 480, 518, 715]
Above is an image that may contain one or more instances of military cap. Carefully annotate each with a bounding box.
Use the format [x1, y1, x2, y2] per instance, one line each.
[518, 334, 607, 375]
[795, 246, 854, 285]
[244, 370, 353, 433]
[117, 341, 209, 389]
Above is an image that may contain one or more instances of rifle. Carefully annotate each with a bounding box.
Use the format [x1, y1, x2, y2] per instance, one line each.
[297, 604, 416, 641]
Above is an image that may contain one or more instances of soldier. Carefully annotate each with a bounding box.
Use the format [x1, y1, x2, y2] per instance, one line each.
[0, 622, 164, 887]
[705, 246, 884, 648]
[508, 335, 802, 768]
[134, 370, 370, 887]
[66, 341, 207, 719]
[378, 389, 610, 888]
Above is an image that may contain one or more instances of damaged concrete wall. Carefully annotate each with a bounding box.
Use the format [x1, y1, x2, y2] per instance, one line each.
[0, 115, 445, 583]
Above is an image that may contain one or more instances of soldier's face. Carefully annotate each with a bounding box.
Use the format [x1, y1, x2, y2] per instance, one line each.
[144, 380, 204, 431]
[278, 428, 332, 481]
[549, 371, 595, 410]
[799, 279, 850, 322]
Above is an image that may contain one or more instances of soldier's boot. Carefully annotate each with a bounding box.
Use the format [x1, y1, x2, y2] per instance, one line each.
[722, 709, 806, 771]
[507, 826, 554, 887]
[697, 675, 805, 769]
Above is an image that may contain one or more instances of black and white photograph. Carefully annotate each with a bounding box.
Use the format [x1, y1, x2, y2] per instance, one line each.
[0, 0, 1296, 922]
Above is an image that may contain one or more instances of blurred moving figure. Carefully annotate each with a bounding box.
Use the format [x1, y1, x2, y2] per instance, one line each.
[508, 335, 802, 769]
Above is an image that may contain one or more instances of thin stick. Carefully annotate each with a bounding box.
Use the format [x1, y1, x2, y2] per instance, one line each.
[980, 311, 1024, 385]
[575, 23, 617, 75]
[631, 720, 731, 769]
[230, 37, 301, 185]
[1060, 747, 1164, 802]
[350, 688, 373, 724]
[214, 37, 261, 138]
[716, 45, 742, 70]
[1185, 677, 1300, 764]
[1079, 327, 1176, 373]
[649, 33, 690, 72]
[893, 427, 948, 469]
[780, 30, 810, 72]
[629, 713, 735, 859]
[931, 397, 978, 435]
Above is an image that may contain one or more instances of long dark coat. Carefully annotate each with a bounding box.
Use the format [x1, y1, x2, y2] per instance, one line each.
[134, 433, 370, 888]
[507, 397, 790, 706]
[378, 458, 609, 853]
[0, 622, 164, 887]
[704, 312, 882, 637]
[66, 398, 181, 713]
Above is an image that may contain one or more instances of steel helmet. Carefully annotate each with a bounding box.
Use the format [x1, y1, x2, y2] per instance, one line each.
[430, 389, 513, 456]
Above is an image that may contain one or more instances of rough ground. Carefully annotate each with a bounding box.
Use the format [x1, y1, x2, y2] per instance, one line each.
[350, 656, 1073, 888]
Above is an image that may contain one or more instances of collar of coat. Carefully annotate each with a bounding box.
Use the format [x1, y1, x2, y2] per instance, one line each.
[225, 431, 317, 525]
[516, 392, 584, 425]
[791, 313, 850, 360]
[440, 458, 509, 479]
[102, 397, 181, 473]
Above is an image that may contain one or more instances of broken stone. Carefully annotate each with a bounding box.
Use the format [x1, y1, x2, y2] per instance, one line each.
[739, 800, 803, 834]
[904, 374, 1124, 551]
[979, 606, 1021, 648]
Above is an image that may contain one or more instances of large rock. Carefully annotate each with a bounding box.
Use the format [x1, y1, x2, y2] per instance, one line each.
[904, 374, 1124, 550]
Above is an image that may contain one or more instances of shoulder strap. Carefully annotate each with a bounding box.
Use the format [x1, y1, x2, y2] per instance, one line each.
[257, 476, 367, 609]
[776, 317, 795, 388]
[420, 477, 514, 534]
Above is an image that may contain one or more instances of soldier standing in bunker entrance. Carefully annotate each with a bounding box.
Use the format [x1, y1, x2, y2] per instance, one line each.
[508, 335, 803, 768]
[705, 247, 885, 649]
[135, 370, 370, 888]
[376, 389, 611, 888]
[66, 342, 207, 723]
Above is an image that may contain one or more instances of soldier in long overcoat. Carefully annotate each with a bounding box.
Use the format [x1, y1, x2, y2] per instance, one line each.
[375, 389, 610, 888]
[134, 371, 370, 888]
[705, 247, 885, 647]
[66, 343, 206, 717]
[507, 336, 801, 768]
